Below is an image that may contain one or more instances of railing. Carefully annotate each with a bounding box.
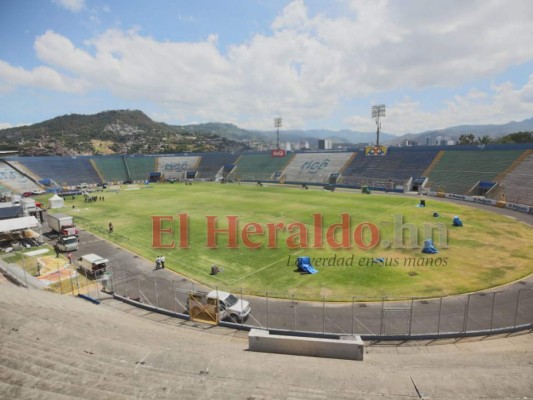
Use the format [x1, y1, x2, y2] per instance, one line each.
[105, 266, 533, 340]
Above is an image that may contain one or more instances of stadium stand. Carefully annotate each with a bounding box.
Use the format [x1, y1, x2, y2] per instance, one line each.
[196, 153, 240, 179]
[426, 150, 523, 194]
[341, 148, 439, 188]
[230, 153, 292, 181]
[156, 156, 201, 180]
[497, 151, 533, 206]
[0, 160, 43, 193]
[11, 156, 101, 186]
[281, 152, 354, 184]
[123, 156, 156, 182]
[91, 156, 129, 183]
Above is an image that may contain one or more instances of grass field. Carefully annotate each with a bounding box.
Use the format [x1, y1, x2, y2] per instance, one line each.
[53, 183, 533, 300]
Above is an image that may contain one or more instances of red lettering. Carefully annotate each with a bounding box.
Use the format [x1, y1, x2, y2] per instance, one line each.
[312, 213, 323, 248]
[266, 222, 285, 248]
[206, 216, 238, 248]
[286, 222, 308, 248]
[242, 222, 264, 249]
[151, 216, 175, 248]
[354, 222, 380, 249]
[326, 213, 351, 249]
[177, 213, 189, 248]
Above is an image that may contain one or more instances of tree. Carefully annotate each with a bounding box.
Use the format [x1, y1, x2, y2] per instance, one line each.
[458, 133, 475, 145]
[477, 135, 492, 145]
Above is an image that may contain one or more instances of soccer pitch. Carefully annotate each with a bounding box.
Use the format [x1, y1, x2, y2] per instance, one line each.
[63, 183, 533, 300]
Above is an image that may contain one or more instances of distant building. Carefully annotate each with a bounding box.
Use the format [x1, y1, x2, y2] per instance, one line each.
[318, 139, 332, 150]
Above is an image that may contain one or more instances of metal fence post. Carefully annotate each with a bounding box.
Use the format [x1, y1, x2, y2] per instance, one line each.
[322, 296, 326, 335]
[94, 277, 100, 300]
[173, 280, 179, 313]
[266, 292, 269, 330]
[57, 264, 63, 294]
[351, 296, 355, 336]
[380, 296, 385, 336]
[463, 295, 471, 333]
[489, 292, 496, 332]
[154, 277, 159, 308]
[437, 297, 443, 334]
[68, 270, 74, 295]
[408, 298, 414, 336]
[513, 290, 522, 328]
[75, 271, 80, 295]
[292, 294, 296, 332]
[123, 271, 128, 298]
[136, 273, 141, 300]
[240, 288, 244, 326]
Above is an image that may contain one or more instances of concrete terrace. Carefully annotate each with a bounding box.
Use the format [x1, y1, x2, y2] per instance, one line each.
[1, 281, 532, 400]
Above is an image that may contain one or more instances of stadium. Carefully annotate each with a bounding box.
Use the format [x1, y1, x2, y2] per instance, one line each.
[1, 144, 533, 398]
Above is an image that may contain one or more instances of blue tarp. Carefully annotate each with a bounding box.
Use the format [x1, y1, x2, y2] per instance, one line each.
[422, 239, 438, 254]
[296, 256, 318, 274]
[452, 216, 463, 227]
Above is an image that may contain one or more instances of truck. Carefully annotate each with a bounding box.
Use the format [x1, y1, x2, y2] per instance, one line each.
[48, 213, 79, 236]
[56, 235, 79, 252]
[188, 290, 251, 323]
[77, 253, 109, 278]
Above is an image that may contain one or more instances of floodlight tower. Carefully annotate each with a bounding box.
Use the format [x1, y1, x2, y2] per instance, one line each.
[274, 117, 282, 150]
[371, 104, 386, 147]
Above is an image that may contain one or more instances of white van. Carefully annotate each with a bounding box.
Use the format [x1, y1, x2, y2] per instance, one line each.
[77, 254, 108, 278]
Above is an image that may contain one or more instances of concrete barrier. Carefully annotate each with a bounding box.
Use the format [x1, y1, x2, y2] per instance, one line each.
[248, 329, 364, 361]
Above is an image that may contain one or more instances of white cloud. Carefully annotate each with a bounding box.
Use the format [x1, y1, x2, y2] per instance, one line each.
[2, 0, 533, 131]
[52, 0, 85, 13]
[346, 75, 533, 134]
[0, 59, 87, 93]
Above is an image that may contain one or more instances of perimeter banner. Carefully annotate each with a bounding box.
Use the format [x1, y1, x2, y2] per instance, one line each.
[365, 146, 388, 156]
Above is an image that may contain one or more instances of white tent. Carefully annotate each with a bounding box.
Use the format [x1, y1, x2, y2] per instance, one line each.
[48, 194, 64, 209]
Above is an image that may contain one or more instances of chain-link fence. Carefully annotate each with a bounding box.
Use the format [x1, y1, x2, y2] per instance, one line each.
[103, 266, 533, 339]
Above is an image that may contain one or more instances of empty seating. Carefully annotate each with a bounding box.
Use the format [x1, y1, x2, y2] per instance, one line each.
[91, 156, 129, 183]
[196, 153, 240, 179]
[427, 150, 523, 194]
[124, 156, 156, 181]
[341, 149, 438, 187]
[0, 161, 43, 193]
[11, 156, 101, 186]
[499, 153, 533, 206]
[281, 153, 354, 184]
[231, 153, 291, 181]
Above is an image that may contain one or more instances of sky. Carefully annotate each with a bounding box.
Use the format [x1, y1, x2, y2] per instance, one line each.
[1, 0, 533, 135]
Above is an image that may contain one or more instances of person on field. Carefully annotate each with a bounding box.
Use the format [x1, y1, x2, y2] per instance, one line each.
[108, 222, 113, 233]
[155, 255, 161, 270]
[160, 255, 165, 269]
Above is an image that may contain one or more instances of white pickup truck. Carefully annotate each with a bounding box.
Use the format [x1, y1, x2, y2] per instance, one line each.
[189, 290, 251, 323]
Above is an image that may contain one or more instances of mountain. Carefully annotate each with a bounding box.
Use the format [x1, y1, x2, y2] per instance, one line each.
[0, 110, 249, 156]
[387, 117, 533, 145]
[1, 110, 531, 156]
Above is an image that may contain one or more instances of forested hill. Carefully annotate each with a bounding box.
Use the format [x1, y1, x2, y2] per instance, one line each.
[0, 110, 249, 156]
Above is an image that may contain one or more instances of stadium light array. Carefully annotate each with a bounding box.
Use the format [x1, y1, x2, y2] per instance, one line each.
[274, 117, 282, 150]
[371, 104, 386, 147]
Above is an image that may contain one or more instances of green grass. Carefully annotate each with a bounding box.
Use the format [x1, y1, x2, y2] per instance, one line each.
[52, 183, 533, 300]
